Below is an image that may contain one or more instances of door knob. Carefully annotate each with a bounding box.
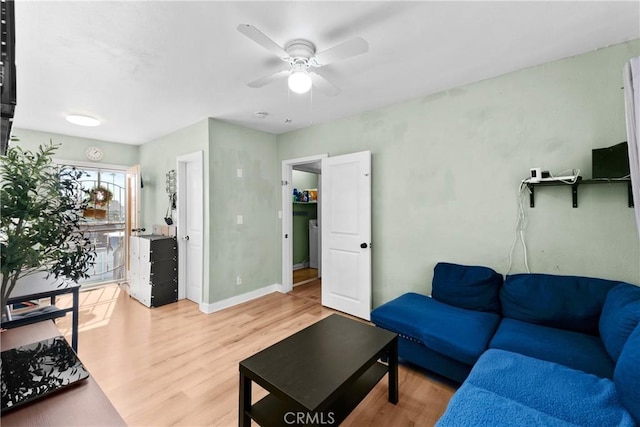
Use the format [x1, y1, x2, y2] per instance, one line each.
[360, 243, 368, 249]
[183, 235, 190, 241]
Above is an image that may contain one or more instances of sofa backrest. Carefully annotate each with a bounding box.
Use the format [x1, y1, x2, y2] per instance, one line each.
[613, 323, 640, 424]
[500, 273, 619, 335]
[599, 282, 640, 362]
[431, 262, 503, 314]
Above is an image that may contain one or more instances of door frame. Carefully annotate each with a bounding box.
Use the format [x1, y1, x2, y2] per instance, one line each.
[176, 150, 204, 302]
[281, 154, 327, 293]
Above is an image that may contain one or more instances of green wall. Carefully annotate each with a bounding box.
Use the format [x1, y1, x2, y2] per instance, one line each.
[139, 119, 210, 302]
[13, 40, 640, 311]
[9, 128, 139, 166]
[293, 203, 318, 266]
[139, 119, 209, 230]
[140, 118, 279, 305]
[207, 119, 280, 302]
[277, 40, 640, 307]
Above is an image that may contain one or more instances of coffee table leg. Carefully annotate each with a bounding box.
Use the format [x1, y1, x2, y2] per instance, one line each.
[388, 337, 398, 404]
[239, 372, 251, 426]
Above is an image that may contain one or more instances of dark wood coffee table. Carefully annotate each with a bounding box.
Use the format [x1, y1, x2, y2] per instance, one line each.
[238, 314, 398, 426]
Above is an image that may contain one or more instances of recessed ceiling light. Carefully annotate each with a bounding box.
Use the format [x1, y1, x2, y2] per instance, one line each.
[253, 111, 269, 119]
[66, 114, 100, 127]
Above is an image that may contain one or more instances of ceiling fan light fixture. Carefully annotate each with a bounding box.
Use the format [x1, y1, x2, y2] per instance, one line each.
[288, 71, 312, 94]
[66, 114, 100, 127]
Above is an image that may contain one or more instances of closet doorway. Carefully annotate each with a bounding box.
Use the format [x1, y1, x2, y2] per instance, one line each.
[281, 154, 326, 294]
[292, 168, 320, 287]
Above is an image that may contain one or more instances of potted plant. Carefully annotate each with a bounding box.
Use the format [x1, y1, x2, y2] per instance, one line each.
[85, 186, 113, 219]
[0, 143, 96, 319]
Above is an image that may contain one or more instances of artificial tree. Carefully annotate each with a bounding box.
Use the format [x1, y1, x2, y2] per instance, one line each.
[1, 143, 96, 318]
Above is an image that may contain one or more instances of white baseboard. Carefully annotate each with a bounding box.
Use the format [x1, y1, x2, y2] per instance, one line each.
[199, 283, 285, 314]
[293, 262, 309, 271]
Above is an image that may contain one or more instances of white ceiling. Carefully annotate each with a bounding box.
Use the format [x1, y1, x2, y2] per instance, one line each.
[12, 1, 640, 145]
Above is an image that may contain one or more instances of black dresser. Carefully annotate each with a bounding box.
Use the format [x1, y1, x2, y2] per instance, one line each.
[129, 235, 178, 307]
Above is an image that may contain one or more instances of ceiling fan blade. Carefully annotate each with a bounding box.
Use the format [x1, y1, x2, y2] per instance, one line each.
[247, 69, 290, 88]
[237, 24, 289, 59]
[309, 71, 341, 97]
[313, 37, 369, 66]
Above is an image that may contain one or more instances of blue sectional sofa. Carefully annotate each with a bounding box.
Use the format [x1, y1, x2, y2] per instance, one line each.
[371, 262, 640, 426]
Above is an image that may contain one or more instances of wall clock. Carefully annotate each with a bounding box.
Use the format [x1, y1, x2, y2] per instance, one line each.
[85, 146, 104, 161]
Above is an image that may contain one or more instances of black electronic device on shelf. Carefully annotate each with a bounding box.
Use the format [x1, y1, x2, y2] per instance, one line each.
[592, 141, 630, 180]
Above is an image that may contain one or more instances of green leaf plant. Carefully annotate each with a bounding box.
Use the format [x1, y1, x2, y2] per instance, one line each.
[1, 143, 96, 318]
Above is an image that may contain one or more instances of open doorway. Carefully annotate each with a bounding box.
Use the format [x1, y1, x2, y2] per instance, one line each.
[282, 150, 372, 319]
[281, 154, 326, 294]
[292, 168, 319, 286]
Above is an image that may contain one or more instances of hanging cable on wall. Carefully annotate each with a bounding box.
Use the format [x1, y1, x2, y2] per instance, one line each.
[506, 180, 531, 275]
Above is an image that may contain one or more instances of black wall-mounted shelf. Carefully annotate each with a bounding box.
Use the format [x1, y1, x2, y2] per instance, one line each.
[526, 177, 633, 208]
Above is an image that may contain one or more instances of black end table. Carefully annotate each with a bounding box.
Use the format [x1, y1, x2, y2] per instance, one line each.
[2, 282, 80, 352]
[239, 314, 398, 426]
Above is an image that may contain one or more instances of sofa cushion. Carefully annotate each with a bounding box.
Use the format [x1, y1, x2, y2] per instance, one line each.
[437, 383, 577, 427]
[599, 283, 640, 362]
[614, 324, 640, 424]
[437, 349, 635, 427]
[371, 292, 500, 365]
[500, 273, 618, 334]
[431, 262, 503, 313]
[489, 318, 614, 378]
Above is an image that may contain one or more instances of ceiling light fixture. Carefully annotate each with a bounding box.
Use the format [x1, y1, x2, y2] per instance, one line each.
[288, 71, 312, 94]
[66, 114, 100, 127]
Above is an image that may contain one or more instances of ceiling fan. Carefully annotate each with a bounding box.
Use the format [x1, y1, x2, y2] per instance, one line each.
[237, 24, 369, 96]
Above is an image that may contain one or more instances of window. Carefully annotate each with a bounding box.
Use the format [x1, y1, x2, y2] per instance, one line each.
[76, 167, 127, 287]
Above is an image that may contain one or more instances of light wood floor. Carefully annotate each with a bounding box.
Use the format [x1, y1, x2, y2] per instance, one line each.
[293, 267, 318, 285]
[289, 278, 322, 304]
[53, 284, 455, 426]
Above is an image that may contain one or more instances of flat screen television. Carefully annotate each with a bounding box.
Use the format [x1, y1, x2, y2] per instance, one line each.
[1, 0, 17, 155]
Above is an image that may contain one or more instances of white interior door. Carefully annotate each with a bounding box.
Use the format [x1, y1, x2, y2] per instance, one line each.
[321, 151, 372, 320]
[177, 151, 204, 304]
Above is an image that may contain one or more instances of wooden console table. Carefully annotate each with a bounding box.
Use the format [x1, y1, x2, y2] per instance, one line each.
[0, 321, 125, 426]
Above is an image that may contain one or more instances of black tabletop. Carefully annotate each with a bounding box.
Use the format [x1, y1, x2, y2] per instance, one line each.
[239, 314, 396, 412]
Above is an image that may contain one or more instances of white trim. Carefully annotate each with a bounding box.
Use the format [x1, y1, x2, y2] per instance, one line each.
[177, 150, 204, 303]
[281, 154, 327, 294]
[176, 151, 204, 164]
[199, 283, 284, 314]
[293, 262, 309, 270]
[54, 158, 129, 171]
[293, 278, 318, 287]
